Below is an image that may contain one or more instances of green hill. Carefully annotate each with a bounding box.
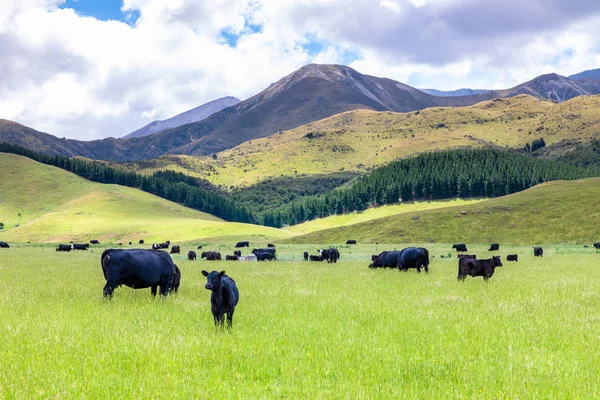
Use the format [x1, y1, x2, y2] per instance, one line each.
[283, 178, 600, 244]
[121, 95, 600, 188]
[0, 153, 292, 243]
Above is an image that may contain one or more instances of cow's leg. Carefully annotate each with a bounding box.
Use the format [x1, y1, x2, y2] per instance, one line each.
[417, 266, 421, 273]
[103, 283, 115, 298]
[158, 276, 171, 296]
[226, 308, 235, 329]
[151, 285, 157, 297]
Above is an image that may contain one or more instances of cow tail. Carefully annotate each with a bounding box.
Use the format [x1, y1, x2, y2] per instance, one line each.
[100, 249, 113, 280]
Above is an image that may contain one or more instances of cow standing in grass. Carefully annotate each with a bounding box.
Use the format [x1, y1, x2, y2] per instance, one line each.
[458, 256, 503, 281]
[202, 270, 239, 329]
[534, 247, 544, 257]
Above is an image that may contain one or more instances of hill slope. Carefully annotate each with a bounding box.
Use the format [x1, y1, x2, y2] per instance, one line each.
[284, 178, 600, 244]
[133, 94, 600, 187]
[421, 88, 489, 97]
[0, 153, 291, 243]
[123, 96, 240, 139]
[569, 68, 600, 81]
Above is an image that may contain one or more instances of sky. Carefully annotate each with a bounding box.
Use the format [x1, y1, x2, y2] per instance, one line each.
[1, 0, 600, 140]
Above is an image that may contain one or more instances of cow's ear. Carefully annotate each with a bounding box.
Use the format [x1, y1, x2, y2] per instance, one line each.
[201, 270, 209, 277]
[219, 270, 225, 277]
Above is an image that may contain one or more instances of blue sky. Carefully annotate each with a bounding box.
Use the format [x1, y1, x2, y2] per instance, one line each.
[60, 0, 139, 24]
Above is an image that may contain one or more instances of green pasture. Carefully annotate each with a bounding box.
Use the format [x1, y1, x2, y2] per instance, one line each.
[0, 243, 599, 398]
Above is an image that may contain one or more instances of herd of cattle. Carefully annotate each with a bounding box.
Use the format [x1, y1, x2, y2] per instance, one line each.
[2, 238, 600, 329]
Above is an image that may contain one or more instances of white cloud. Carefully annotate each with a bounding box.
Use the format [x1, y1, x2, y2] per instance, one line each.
[1, 0, 600, 139]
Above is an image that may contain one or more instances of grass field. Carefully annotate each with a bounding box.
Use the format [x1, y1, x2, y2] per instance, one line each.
[120, 95, 600, 187]
[0, 153, 292, 243]
[286, 178, 600, 245]
[0, 243, 599, 398]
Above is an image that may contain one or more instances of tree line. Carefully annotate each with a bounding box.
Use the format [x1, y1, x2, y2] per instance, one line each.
[0, 142, 255, 223]
[258, 148, 600, 227]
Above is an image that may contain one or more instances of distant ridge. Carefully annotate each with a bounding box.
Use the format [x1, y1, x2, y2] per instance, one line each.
[421, 88, 489, 97]
[569, 68, 600, 81]
[123, 96, 240, 139]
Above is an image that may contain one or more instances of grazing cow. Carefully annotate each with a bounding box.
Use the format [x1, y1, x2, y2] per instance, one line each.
[201, 251, 222, 261]
[252, 248, 276, 259]
[197, 245, 203, 249]
[56, 244, 72, 252]
[226, 255, 239, 261]
[159, 242, 170, 249]
[452, 244, 468, 252]
[152, 244, 161, 250]
[457, 254, 476, 259]
[457, 256, 503, 280]
[304, 252, 309, 261]
[128, 242, 132, 245]
[507, 254, 518, 262]
[202, 270, 239, 329]
[235, 241, 249, 248]
[255, 252, 274, 261]
[118, 243, 123, 246]
[72, 243, 89, 250]
[267, 243, 275, 248]
[0, 241, 10, 248]
[233, 250, 242, 257]
[101, 249, 180, 297]
[139, 239, 144, 244]
[320, 248, 340, 263]
[309, 255, 323, 262]
[170, 245, 181, 254]
[488, 243, 500, 251]
[346, 240, 357, 245]
[369, 248, 429, 272]
[371, 255, 378, 262]
[593, 242, 600, 250]
[90, 240, 100, 244]
[188, 251, 197, 261]
[533, 246, 544, 257]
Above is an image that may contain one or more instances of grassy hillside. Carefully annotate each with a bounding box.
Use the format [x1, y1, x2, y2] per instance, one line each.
[122, 95, 600, 187]
[284, 178, 600, 244]
[287, 199, 487, 234]
[0, 153, 291, 243]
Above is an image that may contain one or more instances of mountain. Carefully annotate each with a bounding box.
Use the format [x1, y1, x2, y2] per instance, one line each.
[569, 68, 600, 81]
[421, 88, 489, 97]
[123, 96, 240, 139]
[3, 64, 600, 161]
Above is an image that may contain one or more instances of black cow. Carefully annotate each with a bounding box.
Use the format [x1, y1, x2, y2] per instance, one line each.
[139, 239, 144, 244]
[256, 252, 274, 261]
[320, 248, 340, 263]
[452, 244, 468, 252]
[101, 249, 180, 297]
[118, 243, 123, 246]
[593, 242, 600, 250]
[188, 251, 197, 261]
[197, 245, 203, 249]
[252, 248, 276, 259]
[201, 251, 222, 261]
[304, 252, 309, 261]
[267, 243, 275, 248]
[152, 244, 161, 250]
[0, 241, 10, 248]
[170, 245, 181, 254]
[309, 255, 323, 262]
[233, 250, 242, 257]
[346, 240, 357, 245]
[488, 243, 500, 251]
[235, 241, 249, 248]
[507, 254, 518, 262]
[458, 256, 503, 280]
[533, 246, 544, 257]
[226, 255, 239, 261]
[128, 242, 132, 245]
[56, 244, 72, 252]
[202, 270, 239, 329]
[369, 248, 429, 272]
[159, 242, 170, 249]
[72, 243, 89, 250]
[90, 240, 99, 244]
[457, 254, 476, 259]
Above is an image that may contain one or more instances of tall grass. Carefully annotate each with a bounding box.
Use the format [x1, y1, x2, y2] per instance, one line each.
[0, 244, 599, 398]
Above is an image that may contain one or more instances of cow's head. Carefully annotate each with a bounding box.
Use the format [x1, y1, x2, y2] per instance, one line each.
[493, 256, 503, 267]
[201, 251, 207, 258]
[171, 265, 181, 292]
[202, 270, 225, 291]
